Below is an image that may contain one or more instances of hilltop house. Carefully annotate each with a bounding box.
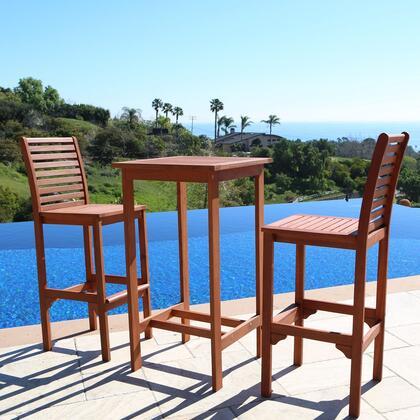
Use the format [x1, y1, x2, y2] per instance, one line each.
[215, 128, 283, 152]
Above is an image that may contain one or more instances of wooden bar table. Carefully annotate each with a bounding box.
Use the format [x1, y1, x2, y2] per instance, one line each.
[113, 156, 272, 391]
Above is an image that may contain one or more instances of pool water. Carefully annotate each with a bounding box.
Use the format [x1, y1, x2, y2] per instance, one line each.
[1, 199, 419, 329]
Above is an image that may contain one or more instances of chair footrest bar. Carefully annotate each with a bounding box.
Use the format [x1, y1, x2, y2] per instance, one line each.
[171, 308, 243, 328]
[105, 283, 149, 311]
[362, 321, 382, 353]
[104, 274, 143, 285]
[273, 304, 299, 324]
[271, 322, 353, 346]
[44, 286, 97, 303]
[138, 303, 184, 333]
[150, 319, 212, 339]
[302, 299, 377, 324]
[221, 315, 261, 350]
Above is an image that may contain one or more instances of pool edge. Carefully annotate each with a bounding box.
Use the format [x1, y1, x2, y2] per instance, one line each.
[2, 274, 420, 348]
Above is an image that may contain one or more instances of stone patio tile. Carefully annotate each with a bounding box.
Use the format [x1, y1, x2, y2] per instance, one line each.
[82, 366, 150, 400]
[26, 391, 162, 420]
[75, 331, 133, 374]
[408, 290, 420, 299]
[231, 385, 384, 419]
[146, 350, 287, 418]
[384, 405, 420, 419]
[361, 376, 420, 413]
[185, 335, 245, 358]
[382, 345, 420, 388]
[0, 338, 77, 367]
[75, 330, 192, 375]
[387, 323, 420, 346]
[0, 357, 85, 417]
[378, 292, 420, 327]
[274, 354, 392, 395]
[167, 407, 236, 419]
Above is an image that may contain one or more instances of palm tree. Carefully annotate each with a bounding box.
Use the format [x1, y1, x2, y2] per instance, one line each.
[210, 98, 224, 139]
[221, 116, 236, 135]
[240, 115, 253, 141]
[162, 102, 173, 119]
[261, 114, 280, 138]
[217, 115, 225, 138]
[121, 107, 142, 127]
[173, 106, 183, 124]
[152, 98, 163, 127]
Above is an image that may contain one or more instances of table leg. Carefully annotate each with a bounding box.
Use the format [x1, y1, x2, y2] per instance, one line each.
[255, 171, 264, 358]
[208, 179, 222, 391]
[122, 172, 141, 371]
[177, 182, 190, 343]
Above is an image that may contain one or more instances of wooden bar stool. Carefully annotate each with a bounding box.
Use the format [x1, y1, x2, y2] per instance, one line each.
[261, 132, 409, 418]
[21, 136, 152, 361]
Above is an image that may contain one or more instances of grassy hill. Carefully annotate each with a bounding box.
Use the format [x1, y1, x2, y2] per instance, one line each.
[0, 163, 209, 214]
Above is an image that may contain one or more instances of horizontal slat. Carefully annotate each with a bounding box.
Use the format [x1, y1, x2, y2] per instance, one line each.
[39, 184, 84, 195]
[273, 305, 300, 324]
[376, 176, 391, 188]
[379, 165, 394, 177]
[41, 200, 85, 211]
[40, 191, 85, 204]
[31, 152, 78, 161]
[382, 153, 397, 165]
[105, 275, 129, 285]
[29, 145, 76, 152]
[221, 316, 261, 350]
[271, 323, 352, 346]
[374, 185, 390, 199]
[372, 197, 388, 209]
[369, 217, 385, 232]
[387, 144, 400, 154]
[27, 137, 74, 144]
[150, 319, 212, 339]
[36, 168, 81, 178]
[34, 160, 79, 169]
[105, 284, 149, 311]
[44, 287, 97, 303]
[37, 176, 83, 186]
[387, 134, 406, 143]
[370, 208, 385, 222]
[138, 304, 181, 334]
[362, 322, 382, 352]
[302, 299, 377, 320]
[171, 309, 243, 328]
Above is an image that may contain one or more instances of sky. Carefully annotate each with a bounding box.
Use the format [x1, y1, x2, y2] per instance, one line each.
[1, 0, 420, 123]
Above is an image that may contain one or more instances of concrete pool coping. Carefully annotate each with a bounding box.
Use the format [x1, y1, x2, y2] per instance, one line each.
[2, 274, 420, 348]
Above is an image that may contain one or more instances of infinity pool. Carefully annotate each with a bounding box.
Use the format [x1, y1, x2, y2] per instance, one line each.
[1, 199, 419, 328]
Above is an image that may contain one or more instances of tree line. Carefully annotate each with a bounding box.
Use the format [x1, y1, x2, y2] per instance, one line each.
[209, 98, 281, 139]
[1, 77, 419, 223]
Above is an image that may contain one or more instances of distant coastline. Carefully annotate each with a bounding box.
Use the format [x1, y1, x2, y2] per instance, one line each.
[192, 121, 420, 148]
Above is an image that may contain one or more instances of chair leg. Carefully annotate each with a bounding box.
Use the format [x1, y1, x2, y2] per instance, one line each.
[349, 245, 367, 418]
[261, 232, 275, 397]
[93, 222, 111, 362]
[294, 244, 305, 366]
[83, 226, 97, 331]
[138, 212, 152, 339]
[34, 220, 52, 351]
[373, 238, 389, 381]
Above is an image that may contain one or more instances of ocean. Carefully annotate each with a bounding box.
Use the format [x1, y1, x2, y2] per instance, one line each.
[191, 121, 420, 149]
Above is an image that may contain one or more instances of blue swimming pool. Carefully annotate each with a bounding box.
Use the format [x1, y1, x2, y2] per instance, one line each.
[1, 199, 420, 329]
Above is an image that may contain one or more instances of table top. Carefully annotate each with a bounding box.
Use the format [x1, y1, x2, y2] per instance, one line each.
[113, 156, 271, 171]
[113, 156, 272, 182]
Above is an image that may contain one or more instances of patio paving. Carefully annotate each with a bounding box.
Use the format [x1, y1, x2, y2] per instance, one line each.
[1, 288, 420, 418]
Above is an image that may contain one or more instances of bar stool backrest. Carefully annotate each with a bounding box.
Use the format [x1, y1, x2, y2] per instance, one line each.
[358, 132, 409, 239]
[21, 136, 89, 214]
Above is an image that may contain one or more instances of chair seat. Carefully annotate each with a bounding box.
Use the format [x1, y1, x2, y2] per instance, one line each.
[262, 214, 359, 249]
[40, 203, 146, 225]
